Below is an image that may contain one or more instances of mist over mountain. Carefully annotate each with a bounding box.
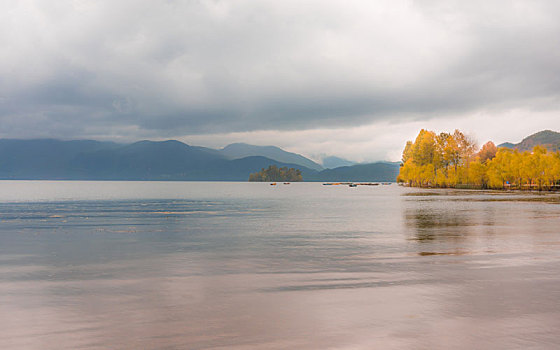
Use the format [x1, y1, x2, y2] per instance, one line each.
[321, 156, 356, 169]
[0, 139, 398, 182]
[498, 130, 560, 152]
[220, 143, 324, 171]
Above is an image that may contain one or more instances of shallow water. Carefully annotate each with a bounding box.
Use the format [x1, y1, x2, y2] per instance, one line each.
[1, 181, 560, 349]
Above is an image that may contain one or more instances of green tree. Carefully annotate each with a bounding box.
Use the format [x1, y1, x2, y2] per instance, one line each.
[248, 165, 303, 182]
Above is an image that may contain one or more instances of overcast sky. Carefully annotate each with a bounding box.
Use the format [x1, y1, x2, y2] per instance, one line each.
[2, 0, 559, 162]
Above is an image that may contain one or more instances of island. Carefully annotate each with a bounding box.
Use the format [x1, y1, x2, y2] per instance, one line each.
[249, 165, 303, 182]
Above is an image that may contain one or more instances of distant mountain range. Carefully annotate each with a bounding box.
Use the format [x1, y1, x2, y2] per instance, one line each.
[321, 156, 356, 169]
[219, 143, 324, 171]
[308, 162, 399, 182]
[0, 139, 399, 182]
[498, 130, 560, 152]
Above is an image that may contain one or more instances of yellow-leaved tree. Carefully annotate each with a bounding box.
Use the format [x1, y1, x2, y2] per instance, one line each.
[398, 129, 560, 190]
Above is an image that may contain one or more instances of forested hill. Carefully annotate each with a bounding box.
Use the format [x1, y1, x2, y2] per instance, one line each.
[0, 139, 399, 182]
[499, 130, 560, 152]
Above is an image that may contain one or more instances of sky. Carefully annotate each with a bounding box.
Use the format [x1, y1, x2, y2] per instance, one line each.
[2, 0, 560, 162]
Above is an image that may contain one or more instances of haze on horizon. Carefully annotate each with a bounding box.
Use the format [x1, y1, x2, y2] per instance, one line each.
[2, 0, 559, 162]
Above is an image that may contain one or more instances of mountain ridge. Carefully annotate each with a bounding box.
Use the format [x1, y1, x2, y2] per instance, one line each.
[220, 142, 324, 171]
[498, 130, 560, 152]
[0, 138, 399, 182]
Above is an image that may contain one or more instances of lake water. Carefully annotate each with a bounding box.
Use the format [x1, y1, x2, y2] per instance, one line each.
[1, 181, 560, 349]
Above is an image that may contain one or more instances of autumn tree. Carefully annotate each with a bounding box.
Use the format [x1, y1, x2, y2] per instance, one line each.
[398, 129, 477, 188]
[478, 141, 498, 163]
[397, 129, 560, 190]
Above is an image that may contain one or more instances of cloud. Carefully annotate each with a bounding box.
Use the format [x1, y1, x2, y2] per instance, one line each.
[182, 108, 560, 162]
[1, 0, 560, 147]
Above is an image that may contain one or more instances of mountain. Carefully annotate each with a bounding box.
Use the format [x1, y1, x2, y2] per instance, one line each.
[69, 140, 229, 180]
[0, 139, 120, 179]
[321, 156, 355, 169]
[0, 138, 399, 182]
[0, 139, 319, 181]
[498, 130, 560, 152]
[309, 162, 400, 182]
[220, 143, 323, 171]
[497, 142, 516, 149]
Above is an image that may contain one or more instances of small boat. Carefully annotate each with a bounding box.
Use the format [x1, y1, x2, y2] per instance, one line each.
[349, 183, 358, 187]
[382, 182, 392, 185]
[283, 182, 290, 185]
[270, 182, 277, 186]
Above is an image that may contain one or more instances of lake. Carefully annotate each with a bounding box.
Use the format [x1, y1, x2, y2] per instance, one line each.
[1, 181, 560, 349]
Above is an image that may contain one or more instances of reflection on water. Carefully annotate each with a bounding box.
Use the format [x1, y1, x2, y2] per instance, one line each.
[406, 207, 470, 242]
[1, 182, 560, 349]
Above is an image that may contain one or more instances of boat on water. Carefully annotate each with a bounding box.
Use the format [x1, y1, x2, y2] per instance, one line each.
[323, 182, 381, 187]
[270, 182, 277, 186]
[283, 182, 290, 185]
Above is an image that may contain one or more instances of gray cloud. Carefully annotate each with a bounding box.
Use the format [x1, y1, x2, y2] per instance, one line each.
[1, 0, 560, 140]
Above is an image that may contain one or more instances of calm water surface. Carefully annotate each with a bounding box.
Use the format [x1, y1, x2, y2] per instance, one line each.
[1, 181, 560, 349]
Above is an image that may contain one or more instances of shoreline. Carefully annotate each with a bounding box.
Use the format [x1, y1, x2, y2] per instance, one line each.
[398, 183, 560, 193]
